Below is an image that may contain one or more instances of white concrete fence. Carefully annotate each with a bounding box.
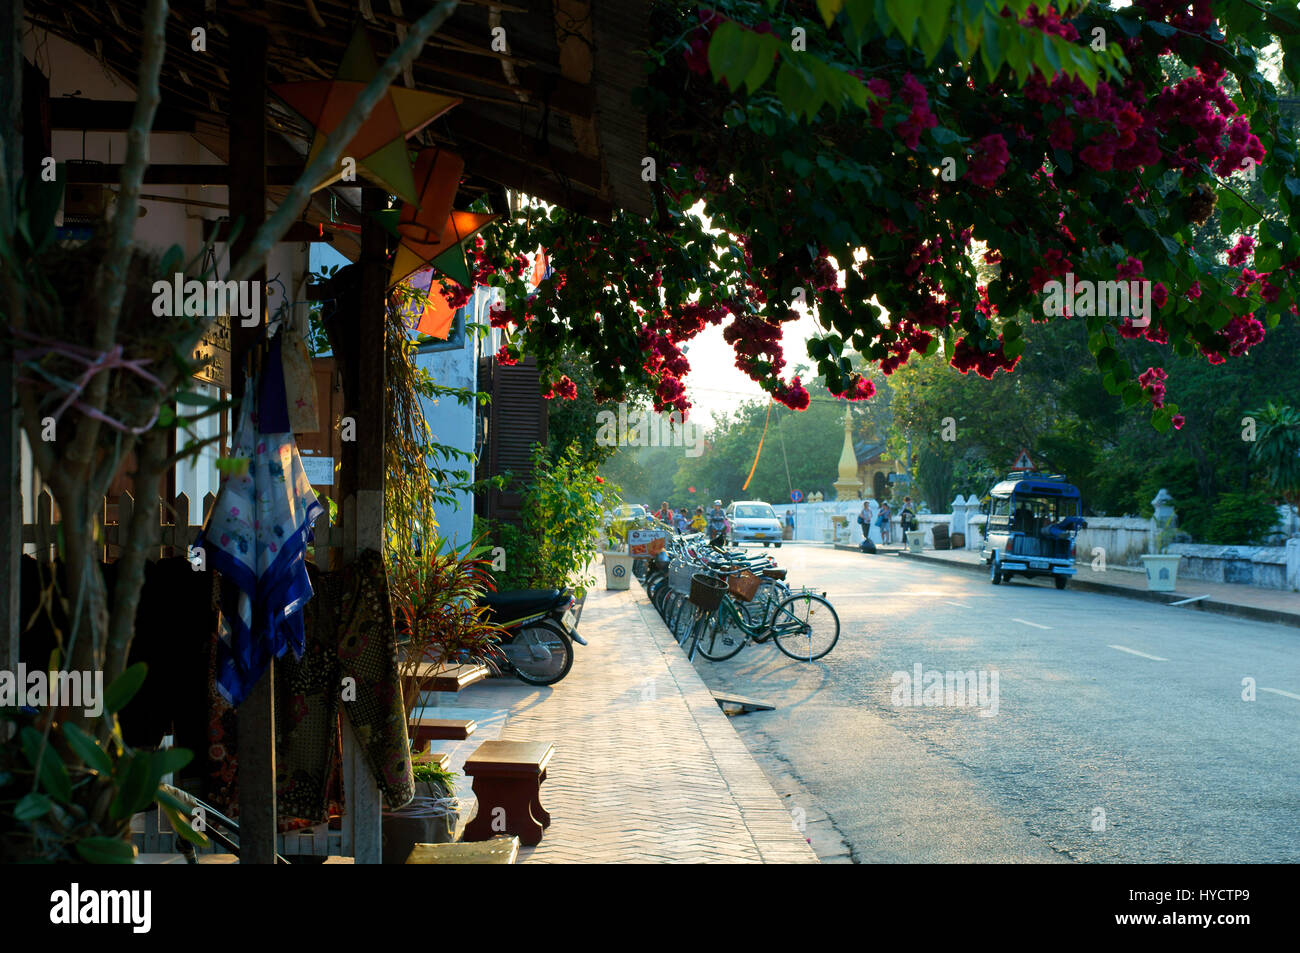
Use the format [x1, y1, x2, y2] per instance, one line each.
[769, 495, 1300, 592]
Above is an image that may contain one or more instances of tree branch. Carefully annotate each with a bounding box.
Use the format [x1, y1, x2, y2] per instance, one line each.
[69, 0, 168, 478]
[228, 0, 462, 284]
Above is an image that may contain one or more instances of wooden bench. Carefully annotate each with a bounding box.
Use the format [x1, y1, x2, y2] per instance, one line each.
[409, 717, 477, 749]
[402, 662, 490, 699]
[461, 740, 554, 847]
[405, 836, 519, 865]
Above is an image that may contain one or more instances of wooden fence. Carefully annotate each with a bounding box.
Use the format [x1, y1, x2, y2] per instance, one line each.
[21, 488, 361, 562]
[22, 486, 378, 860]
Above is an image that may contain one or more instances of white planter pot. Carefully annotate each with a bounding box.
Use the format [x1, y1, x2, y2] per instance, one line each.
[602, 551, 634, 590]
[1140, 553, 1182, 592]
[906, 530, 926, 553]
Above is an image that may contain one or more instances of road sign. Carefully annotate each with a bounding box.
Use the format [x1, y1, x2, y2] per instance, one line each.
[791, 489, 804, 503]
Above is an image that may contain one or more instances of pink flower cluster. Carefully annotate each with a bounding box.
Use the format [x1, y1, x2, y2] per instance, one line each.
[542, 375, 578, 401]
[896, 75, 938, 150]
[1137, 366, 1168, 408]
[966, 134, 1010, 187]
[1226, 235, 1254, 266]
[950, 336, 1019, 379]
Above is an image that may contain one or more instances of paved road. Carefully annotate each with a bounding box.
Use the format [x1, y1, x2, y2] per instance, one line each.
[685, 543, 1300, 863]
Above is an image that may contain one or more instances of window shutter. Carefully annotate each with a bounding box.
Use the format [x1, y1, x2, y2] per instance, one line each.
[476, 356, 548, 528]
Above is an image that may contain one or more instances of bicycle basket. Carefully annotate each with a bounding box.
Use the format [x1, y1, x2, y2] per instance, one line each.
[689, 573, 728, 612]
[728, 570, 761, 602]
[669, 560, 697, 594]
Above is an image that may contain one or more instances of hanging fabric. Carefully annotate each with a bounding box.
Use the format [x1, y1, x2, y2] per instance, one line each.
[281, 321, 321, 433]
[197, 350, 324, 707]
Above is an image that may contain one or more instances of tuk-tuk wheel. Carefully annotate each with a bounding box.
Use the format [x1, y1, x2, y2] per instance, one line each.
[1054, 576, 1068, 590]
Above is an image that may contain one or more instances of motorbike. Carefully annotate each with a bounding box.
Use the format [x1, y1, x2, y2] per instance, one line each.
[477, 587, 586, 686]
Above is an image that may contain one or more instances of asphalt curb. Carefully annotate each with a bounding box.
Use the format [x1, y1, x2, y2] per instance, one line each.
[885, 548, 1300, 630]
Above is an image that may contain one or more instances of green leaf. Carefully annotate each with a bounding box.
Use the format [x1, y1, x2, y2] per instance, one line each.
[152, 747, 194, 779]
[707, 21, 745, 86]
[743, 35, 779, 93]
[110, 752, 156, 821]
[1002, 337, 1025, 360]
[816, 0, 845, 28]
[75, 836, 136, 864]
[14, 792, 53, 821]
[62, 723, 113, 775]
[20, 727, 72, 803]
[885, 0, 921, 44]
[159, 801, 211, 849]
[104, 662, 148, 714]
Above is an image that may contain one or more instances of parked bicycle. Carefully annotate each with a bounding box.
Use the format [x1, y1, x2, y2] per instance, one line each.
[642, 534, 840, 664]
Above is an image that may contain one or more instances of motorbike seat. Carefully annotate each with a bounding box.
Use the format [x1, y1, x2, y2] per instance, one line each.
[479, 588, 570, 620]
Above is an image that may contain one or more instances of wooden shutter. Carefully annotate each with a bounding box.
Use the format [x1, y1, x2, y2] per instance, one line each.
[476, 356, 548, 528]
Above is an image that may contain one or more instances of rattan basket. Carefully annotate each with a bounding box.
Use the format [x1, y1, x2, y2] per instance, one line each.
[689, 573, 728, 612]
[727, 570, 761, 602]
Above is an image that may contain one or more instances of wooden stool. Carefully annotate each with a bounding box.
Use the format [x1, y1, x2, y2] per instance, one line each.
[461, 741, 554, 846]
[406, 836, 519, 864]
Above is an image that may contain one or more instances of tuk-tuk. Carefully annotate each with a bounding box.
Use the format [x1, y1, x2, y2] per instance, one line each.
[981, 476, 1087, 589]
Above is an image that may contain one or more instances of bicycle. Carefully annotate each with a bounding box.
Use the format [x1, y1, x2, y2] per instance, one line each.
[686, 577, 840, 663]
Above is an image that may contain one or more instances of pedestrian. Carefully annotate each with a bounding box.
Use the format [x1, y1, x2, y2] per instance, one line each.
[785, 509, 795, 529]
[876, 499, 892, 544]
[676, 508, 691, 534]
[655, 500, 673, 525]
[857, 500, 872, 539]
[690, 506, 708, 533]
[900, 496, 917, 537]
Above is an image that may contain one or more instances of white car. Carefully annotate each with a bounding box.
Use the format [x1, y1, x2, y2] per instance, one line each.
[725, 501, 783, 547]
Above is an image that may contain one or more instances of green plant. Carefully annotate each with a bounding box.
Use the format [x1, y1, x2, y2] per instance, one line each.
[391, 536, 505, 716]
[1248, 403, 1300, 509]
[489, 443, 619, 598]
[1202, 491, 1282, 546]
[0, 664, 209, 863]
[411, 760, 458, 788]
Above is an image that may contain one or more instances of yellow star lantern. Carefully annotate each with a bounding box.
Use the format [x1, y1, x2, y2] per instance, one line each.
[271, 26, 459, 205]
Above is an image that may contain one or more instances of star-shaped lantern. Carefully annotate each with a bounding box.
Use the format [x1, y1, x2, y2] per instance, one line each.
[376, 146, 498, 288]
[271, 26, 459, 205]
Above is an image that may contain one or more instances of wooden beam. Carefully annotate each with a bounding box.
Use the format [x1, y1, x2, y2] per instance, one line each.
[62, 163, 306, 185]
[228, 14, 277, 867]
[462, 148, 612, 221]
[442, 112, 603, 191]
[202, 220, 335, 243]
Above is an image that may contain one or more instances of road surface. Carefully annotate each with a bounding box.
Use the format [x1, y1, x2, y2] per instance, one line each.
[684, 543, 1300, 863]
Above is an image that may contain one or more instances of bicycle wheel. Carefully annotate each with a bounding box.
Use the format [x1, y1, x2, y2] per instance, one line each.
[695, 608, 746, 661]
[506, 620, 574, 685]
[739, 579, 790, 629]
[770, 593, 840, 662]
[674, 603, 699, 645]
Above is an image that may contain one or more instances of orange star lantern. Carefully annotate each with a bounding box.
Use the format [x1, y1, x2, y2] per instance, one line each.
[383, 147, 497, 288]
[271, 26, 459, 204]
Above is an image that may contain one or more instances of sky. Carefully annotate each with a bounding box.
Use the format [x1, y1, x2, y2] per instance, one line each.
[679, 307, 823, 431]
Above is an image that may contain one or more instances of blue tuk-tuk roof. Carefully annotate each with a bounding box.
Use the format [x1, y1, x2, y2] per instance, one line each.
[989, 478, 1081, 500]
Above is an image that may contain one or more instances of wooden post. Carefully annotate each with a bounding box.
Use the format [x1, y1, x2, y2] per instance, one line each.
[228, 15, 277, 866]
[342, 188, 390, 864]
[0, 0, 23, 700]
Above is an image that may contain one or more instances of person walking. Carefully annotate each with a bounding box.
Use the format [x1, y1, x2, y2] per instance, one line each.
[876, 499, 892, 544]
[900, 496, 917, 538]
[654, 500, 673, 525]
[675, 507, 691, 534]
[857, 500, 876, 554]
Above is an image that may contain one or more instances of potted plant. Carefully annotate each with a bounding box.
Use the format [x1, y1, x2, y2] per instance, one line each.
[1140, 524, 1183, 592]
[381, 757, 459, 864]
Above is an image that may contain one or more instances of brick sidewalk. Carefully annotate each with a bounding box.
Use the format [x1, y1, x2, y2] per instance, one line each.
[890, 545, 1300, 628]
[451, 586, 819, 864]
